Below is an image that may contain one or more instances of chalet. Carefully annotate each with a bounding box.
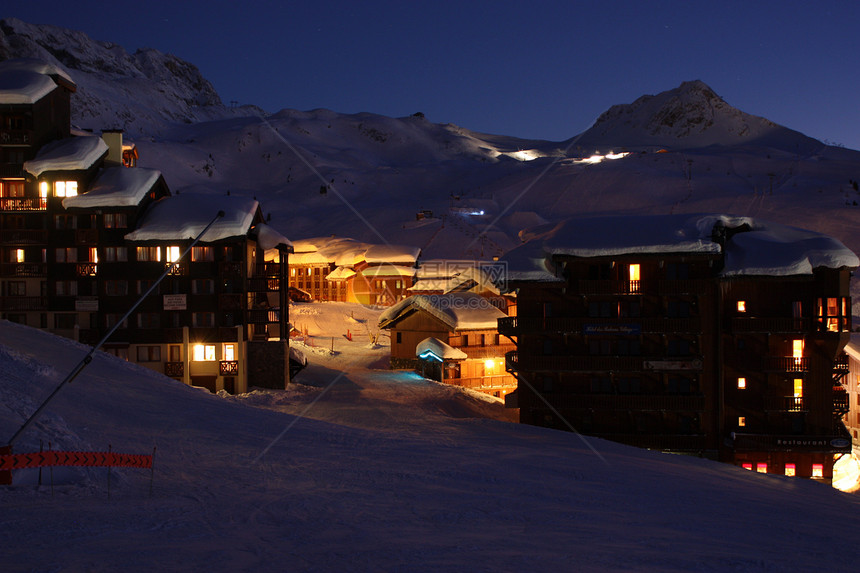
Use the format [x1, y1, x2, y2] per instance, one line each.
[378, 292, 516, 397]
[289, 236, 420, 305]
[408, 258, 513, 313]
[0, 59, 296, 394]
[499, 214, 858, 483]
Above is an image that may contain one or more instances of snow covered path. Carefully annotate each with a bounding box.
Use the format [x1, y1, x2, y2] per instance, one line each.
[2, 313, 860, 572]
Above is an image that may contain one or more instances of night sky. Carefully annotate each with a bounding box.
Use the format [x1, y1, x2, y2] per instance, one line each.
[6, 1, 860, 150]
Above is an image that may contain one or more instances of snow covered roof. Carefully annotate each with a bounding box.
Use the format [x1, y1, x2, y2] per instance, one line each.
[253, 223, 293, 251]
[326, 266, 356, 281]
[125, 193, 260, 243]
[0, 59, 75, 104]
[416, 337, 468, 361]
[62, 167, 161, 209]
[359, 265, 416, 278]
[378, 293, 506, 331]
[24, 136, 108, 177]
[501, 214, 858, 283]
[414, 260, 501, 295]
[292, 236, 420, 267]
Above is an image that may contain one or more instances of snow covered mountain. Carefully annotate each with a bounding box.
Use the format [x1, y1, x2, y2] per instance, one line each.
[0, 17, 246, 135]
[3, 18, 860, 279]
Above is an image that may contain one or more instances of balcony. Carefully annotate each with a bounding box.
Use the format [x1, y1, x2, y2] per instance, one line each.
[0, 164, 24, 177]
[460, 344, 517, 360]
[0, 197, 47, 211]
[164, 362, 184, 377]
[762, 356, 809, 373]
[0, 296, 47, 311]
[219, 262, 243, 277]
[448, 374, 516, 389]
[75, 229, 99, 245]
[656, 279, 712, 295]
[505, 351, 703, 373]
[498, 316, 701, 335]
[834, 387, 849, 417]
[248, 309, 280, 324]
[0, 229, 48, 244]
[219, 360, 239, 376]
[167, 262, 187, 276]
[0, 128, 34, 145]
[763, 396, 807, 412]
[76, 262, 98, 277]
[528, 393, 705, 412]
[572, 279, 642, 295]
[730, 317, 809, 333]
[0, 262, 46, 277]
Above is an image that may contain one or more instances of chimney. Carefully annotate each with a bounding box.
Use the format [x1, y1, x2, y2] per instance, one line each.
[101, 129, 124, 166]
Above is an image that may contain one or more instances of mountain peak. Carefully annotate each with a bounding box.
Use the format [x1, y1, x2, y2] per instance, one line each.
[578, 80, 819, 153]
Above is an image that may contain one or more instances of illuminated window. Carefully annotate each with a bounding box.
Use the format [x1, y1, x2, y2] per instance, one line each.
[736, 300, 746, 312]
[737, 377, 746, 389]
[793, 378, 803, 398]
[738, 416, 746, 427]
[784, 463, 796, 477]
[223, 344, 235, 361]
[166, 246, 180, 262]
[104, 213, 128, 229]
[88, 247, 98, 263]
[193, 344, 216, 361]
[742, 463, 753, 471]
[39, 181, 48, 197]
[756, 463, 767, 474]
[792, 339, 804, 366]
[484, 358, 495, 371]
[812, 464, 823, 478]
[136, 246, 161, 262]
[14, 248, 24, 263]
[191, 246, 214, 262]
[628, 263, 641, 293]
[54, 181, 78, 197]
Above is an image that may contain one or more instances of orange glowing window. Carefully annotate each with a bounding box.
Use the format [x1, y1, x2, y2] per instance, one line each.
[628, 264, 641, 293]
[737, 300, 746, 312]
[756, 463, 767, 474]
[784, 463, 796, 477]
[738, 416, 746, 427]
[812, 464, 823, 478]
[742, 463, 753, 471]
[793, 378, 803, 398]
[737, 377, 746, 389]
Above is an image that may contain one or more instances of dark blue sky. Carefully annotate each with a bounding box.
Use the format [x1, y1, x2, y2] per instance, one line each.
[7, 1, 860, 149]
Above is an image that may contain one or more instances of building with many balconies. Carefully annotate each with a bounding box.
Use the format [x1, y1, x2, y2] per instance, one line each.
[499, 214, 857, 482]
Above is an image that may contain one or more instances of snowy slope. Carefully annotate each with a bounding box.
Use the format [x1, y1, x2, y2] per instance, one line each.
[2, 314, 860, 572]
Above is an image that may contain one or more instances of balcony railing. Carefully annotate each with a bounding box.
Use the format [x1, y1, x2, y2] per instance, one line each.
[76, 262, 98, 277]
[0, 229, 48, 244]
[0, 197, 47, 211]
[762, 356, 809, 372]
[763, 396, 807, 412]
[0, 262, 46, 277]
[730, 317, 809, 333]
[523, 393, 706, 412]
[0, 128, 34, 145]
[460, 344, 518, 360]
[167, 262, 187, 276]
[505, 351, 703, 373]
[248, 309, 280, 324]
[164, 362, 184, 377]
[447, 374, 516, 389]
[834, 387, 849, 416]
[0, 296, 48, 311]
[219, 360, 239, 376]
[498, 316, 701, 335]
[75, 229, 99, 245]
[0, 164, 25, 177]
[572, 279, 642, 295]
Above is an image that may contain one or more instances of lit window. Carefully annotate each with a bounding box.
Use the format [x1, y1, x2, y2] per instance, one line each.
[193, 344, 216, 361]
[88, 247, 98, 263]
[756, 463, 767, 474]
[484, 358, 495, 371]
[737, 300, 746, 312]
[55, 181, 78, 197]
[792, 339, 803, 365]
[793, 378, 803, 398]
[14, 249, 24, 263]
[738, 416, 746, 427]
[737, 377, 746, 389]
[812, 464, 823, 478]
[784, 463, 796, 477]
[742, 463, 753, 471]
[166, 246, 180, 263]
[39, 181, 48, 197]
[628, 263, 641, 293]
[224, 344, 235, 361]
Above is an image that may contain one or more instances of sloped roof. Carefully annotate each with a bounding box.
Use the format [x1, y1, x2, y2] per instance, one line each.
[24, 135, 108, 177]
[416, 337, 468, 361]
[292, 236, 420, 267]
[378, 293, 506, 331]
[62, 166, 161, 209]
[125, 193, 260, 242]
[0, 58, 75, 104]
